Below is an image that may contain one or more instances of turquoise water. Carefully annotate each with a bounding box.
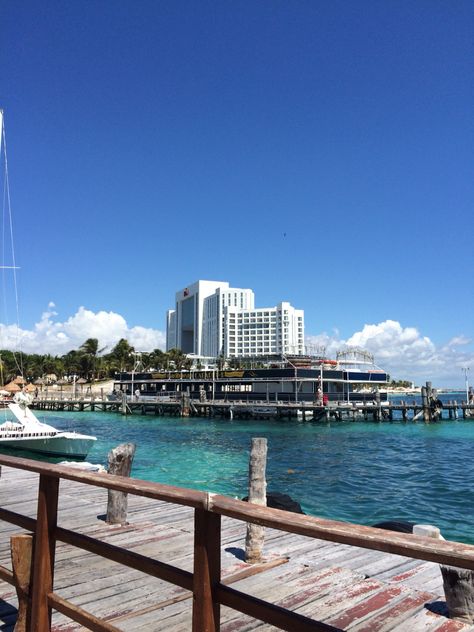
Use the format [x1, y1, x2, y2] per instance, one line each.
[39, 402, 474, 545]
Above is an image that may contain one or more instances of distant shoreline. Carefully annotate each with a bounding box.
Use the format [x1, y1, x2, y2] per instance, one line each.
[385, 388, 465, 395]
[357, 387, 466, 395]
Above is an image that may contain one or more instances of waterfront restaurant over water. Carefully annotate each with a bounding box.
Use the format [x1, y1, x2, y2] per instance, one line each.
[114, 354, 389, 405]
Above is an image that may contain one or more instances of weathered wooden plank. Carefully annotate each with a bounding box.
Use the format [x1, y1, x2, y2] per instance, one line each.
[346, 590, 441, 631]
[389, 606, 472, 632]
[218, 565, 366, 631]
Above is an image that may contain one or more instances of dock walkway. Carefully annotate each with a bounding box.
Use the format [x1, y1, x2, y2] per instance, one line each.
[0, 465, 472, 631]
[30, 395, 474, 422]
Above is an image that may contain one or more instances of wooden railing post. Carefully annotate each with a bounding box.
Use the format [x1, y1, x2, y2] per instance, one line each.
[11, 534, 33, 632]
[30, 474, 59, 632]
[192, 504, 221, 632]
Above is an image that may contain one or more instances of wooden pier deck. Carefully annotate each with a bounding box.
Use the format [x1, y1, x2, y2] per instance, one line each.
[0, 464, 473, 631]
[30, 395, 474, 422]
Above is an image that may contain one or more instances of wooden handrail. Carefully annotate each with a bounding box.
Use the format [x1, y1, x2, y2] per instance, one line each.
[211, 494, 474, 570]
[0, 453, 473, 631]
[0, 454, 207, 508]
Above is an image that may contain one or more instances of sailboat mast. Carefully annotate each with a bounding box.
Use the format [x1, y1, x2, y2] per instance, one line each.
[0, 109, 3, 154]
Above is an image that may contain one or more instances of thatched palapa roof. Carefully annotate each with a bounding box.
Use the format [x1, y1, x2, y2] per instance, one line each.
[3, 382, 21, 393]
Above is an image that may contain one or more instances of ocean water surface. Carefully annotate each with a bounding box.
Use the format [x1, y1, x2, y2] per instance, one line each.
[41, 399, 474, 545]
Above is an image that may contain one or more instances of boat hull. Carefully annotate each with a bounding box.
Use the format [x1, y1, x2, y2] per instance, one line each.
[0, 434, 96, 459]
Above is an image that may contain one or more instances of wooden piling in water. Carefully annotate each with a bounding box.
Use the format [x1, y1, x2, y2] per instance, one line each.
[422, 384, 430, 423]
[401, 401, 408, 422]
[375, 388, 381, 422]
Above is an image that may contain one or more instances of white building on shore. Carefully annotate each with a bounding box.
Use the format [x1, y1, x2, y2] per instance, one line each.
[166, 280, 305, 358]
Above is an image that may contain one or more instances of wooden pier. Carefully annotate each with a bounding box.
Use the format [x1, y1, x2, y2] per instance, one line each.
[29, 394, 474, 422]
[0, 456, 474, 630]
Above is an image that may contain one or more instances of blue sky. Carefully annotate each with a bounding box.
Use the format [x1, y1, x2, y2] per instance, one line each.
[1, 1, 473, 386]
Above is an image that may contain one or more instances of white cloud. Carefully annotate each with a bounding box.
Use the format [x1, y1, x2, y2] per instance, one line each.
[0, 307, 471, 387]
[306, 319, 474, 387]
[0, 306, 166, 355]
[444, 335, 471, 347]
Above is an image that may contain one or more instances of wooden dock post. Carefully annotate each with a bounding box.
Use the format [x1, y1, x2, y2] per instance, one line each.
[181, 389, 191, 417]
[245, 438, 267, 564]
[11, 534, 33, 632]
[401, 401, 408, 422]
[106, 443, 136, 525]
[374, 387, 381, 422]
[422, 384, 431, 423]
[120, 391, 130, 415]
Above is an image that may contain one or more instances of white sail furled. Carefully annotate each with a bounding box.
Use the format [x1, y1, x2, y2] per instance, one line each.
[7, 403, 58, 433]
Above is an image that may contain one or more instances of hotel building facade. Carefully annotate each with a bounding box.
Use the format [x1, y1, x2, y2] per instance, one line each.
[166, 280, 305, 358]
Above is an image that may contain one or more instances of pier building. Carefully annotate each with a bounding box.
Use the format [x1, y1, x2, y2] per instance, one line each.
[166, 280, 305, 358]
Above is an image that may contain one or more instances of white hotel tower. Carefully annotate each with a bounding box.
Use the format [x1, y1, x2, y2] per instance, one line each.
[166, 280, 305, 358]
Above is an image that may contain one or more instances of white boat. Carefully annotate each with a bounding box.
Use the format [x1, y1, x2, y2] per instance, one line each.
[0, 395, 96, 459]
[0, 110, 97, 460]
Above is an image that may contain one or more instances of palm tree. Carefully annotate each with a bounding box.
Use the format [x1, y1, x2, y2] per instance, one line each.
[167, 348, 188, 371]
[43, 354, 61, 376]
[79, 338, 106, 381]
[63, 350, 82, 377]
[0, 350, 16, 385]
[149, 349, 167, 370]
[107, 339, 135, 372]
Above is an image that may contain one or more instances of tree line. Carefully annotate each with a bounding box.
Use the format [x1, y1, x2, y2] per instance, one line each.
[0, 338, 191, 384]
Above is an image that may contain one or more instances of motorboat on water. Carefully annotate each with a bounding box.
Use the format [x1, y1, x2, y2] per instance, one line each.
[0, 393, 96, 459]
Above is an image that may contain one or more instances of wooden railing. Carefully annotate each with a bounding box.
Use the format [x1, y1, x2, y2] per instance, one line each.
[1, 454, 474, 631]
